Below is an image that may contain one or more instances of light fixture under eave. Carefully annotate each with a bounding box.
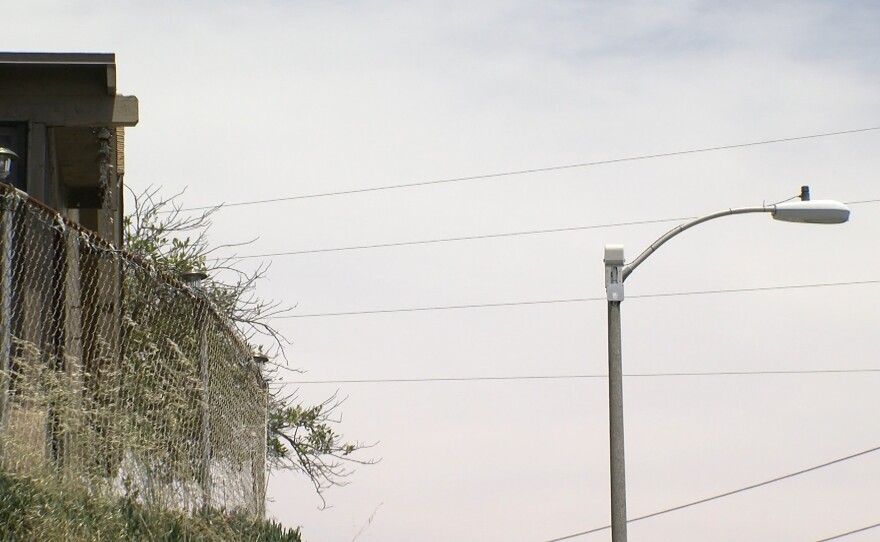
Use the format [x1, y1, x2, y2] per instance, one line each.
[0, 147, 18, 181]
[772, 200, 851, 224]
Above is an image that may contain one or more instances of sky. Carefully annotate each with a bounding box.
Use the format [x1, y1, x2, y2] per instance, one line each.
[5, 1, 880, 540]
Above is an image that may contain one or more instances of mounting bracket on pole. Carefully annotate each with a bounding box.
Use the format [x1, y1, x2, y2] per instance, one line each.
[604, 244, 625, 302]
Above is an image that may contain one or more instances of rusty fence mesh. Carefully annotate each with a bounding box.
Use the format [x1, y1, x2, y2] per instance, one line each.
[0, 186, 267, 517]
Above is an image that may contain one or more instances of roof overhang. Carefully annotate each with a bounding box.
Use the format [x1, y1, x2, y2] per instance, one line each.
[0, 52, 137, 127]
[0, 52, 118, 94]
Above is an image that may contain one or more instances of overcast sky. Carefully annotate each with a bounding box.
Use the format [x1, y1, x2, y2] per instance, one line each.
[7, 1, 880, 541]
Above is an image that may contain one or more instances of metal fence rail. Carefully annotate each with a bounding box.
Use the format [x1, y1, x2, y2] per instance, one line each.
[0, 184, 267, 517]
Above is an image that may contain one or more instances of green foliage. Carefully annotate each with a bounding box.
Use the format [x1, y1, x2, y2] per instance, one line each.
[267, 393, 371, 497]
[123, 195, 208, 279]
[0, 471, 301, 542]
[124, 187, 374, 501]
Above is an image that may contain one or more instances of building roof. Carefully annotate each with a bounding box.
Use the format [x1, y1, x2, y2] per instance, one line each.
[0, 52, 115, 64]
[0, 52, 119, 95]
[0, 52, 136, 126]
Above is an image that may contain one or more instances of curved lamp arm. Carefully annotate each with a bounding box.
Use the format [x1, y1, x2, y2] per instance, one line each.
[621, 206, 770, 282]
[604, 192, 850, 300]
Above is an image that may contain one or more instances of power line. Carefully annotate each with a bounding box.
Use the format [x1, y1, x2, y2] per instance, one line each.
[218, 217, 692, 260]
[816, 521, 880, 541]
[543, 444, 880, 542]
[269, 279, 880, 319]
[632, 279, 880, 299]
[275, 368, 880, 386]
[219, 198, 876, 261]
[272, 296, 601, 319]
[180, 126, 880, 212]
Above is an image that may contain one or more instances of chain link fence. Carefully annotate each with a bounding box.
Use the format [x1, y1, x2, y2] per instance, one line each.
[0, 184, 267, 518]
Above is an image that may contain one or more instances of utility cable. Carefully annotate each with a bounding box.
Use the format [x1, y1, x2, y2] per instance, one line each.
[815, 521, 880, 541]
[179, 126, 880, 212]
[272, 296, 598, 319]
[268, 279, 880, 319]
[542, 444, 880, 542]
[276, 368, 880, 386]
[218, 198, 876, 262]
[218, 217, 692, 260]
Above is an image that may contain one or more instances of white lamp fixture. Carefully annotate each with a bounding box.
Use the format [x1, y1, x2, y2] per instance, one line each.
[0, 147, 18, 181]
[771, 184, 851, 224]
[772, 200, 851, 224]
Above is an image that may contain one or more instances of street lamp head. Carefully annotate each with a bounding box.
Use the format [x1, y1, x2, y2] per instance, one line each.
[772, 200, 850, 224]
[0, 147, 18, 181]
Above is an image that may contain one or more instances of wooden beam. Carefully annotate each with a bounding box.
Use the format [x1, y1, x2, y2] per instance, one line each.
[0, 96, 138, 127]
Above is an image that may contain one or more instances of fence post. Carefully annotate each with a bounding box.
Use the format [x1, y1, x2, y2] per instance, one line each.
[252, 353, 269, 517]
[0, 194, 12, 464]
[181, 271, 212, 511]
[47, 217, 68, 467]
[261, 377, 268, 516]
[62, 228, 83, 472]
[199, 310, 211, 510]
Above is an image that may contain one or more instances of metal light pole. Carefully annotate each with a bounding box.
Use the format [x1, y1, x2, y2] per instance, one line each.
[604, 245, 627, 541]
[602, 187, 850, 542]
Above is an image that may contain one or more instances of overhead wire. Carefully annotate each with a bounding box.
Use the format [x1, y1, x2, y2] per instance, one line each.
[268, 279, 880, 319]
[218, 198, 876, 262]
[217, 217, 692, 261]
[542, 444, 880, 542]
[272, 296, 600, 319]
[179, 126, 880, 212]
[275, 367, 880, 386]
[815, 521, 880, 541]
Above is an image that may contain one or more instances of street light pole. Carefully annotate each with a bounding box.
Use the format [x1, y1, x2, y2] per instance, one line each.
[602, 188, 849, 542]
[607, 299, 626, 541]
[604, 245, 627, 542]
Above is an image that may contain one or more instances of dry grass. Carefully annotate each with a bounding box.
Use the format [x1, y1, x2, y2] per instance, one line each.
[0, 471, 301, 542]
